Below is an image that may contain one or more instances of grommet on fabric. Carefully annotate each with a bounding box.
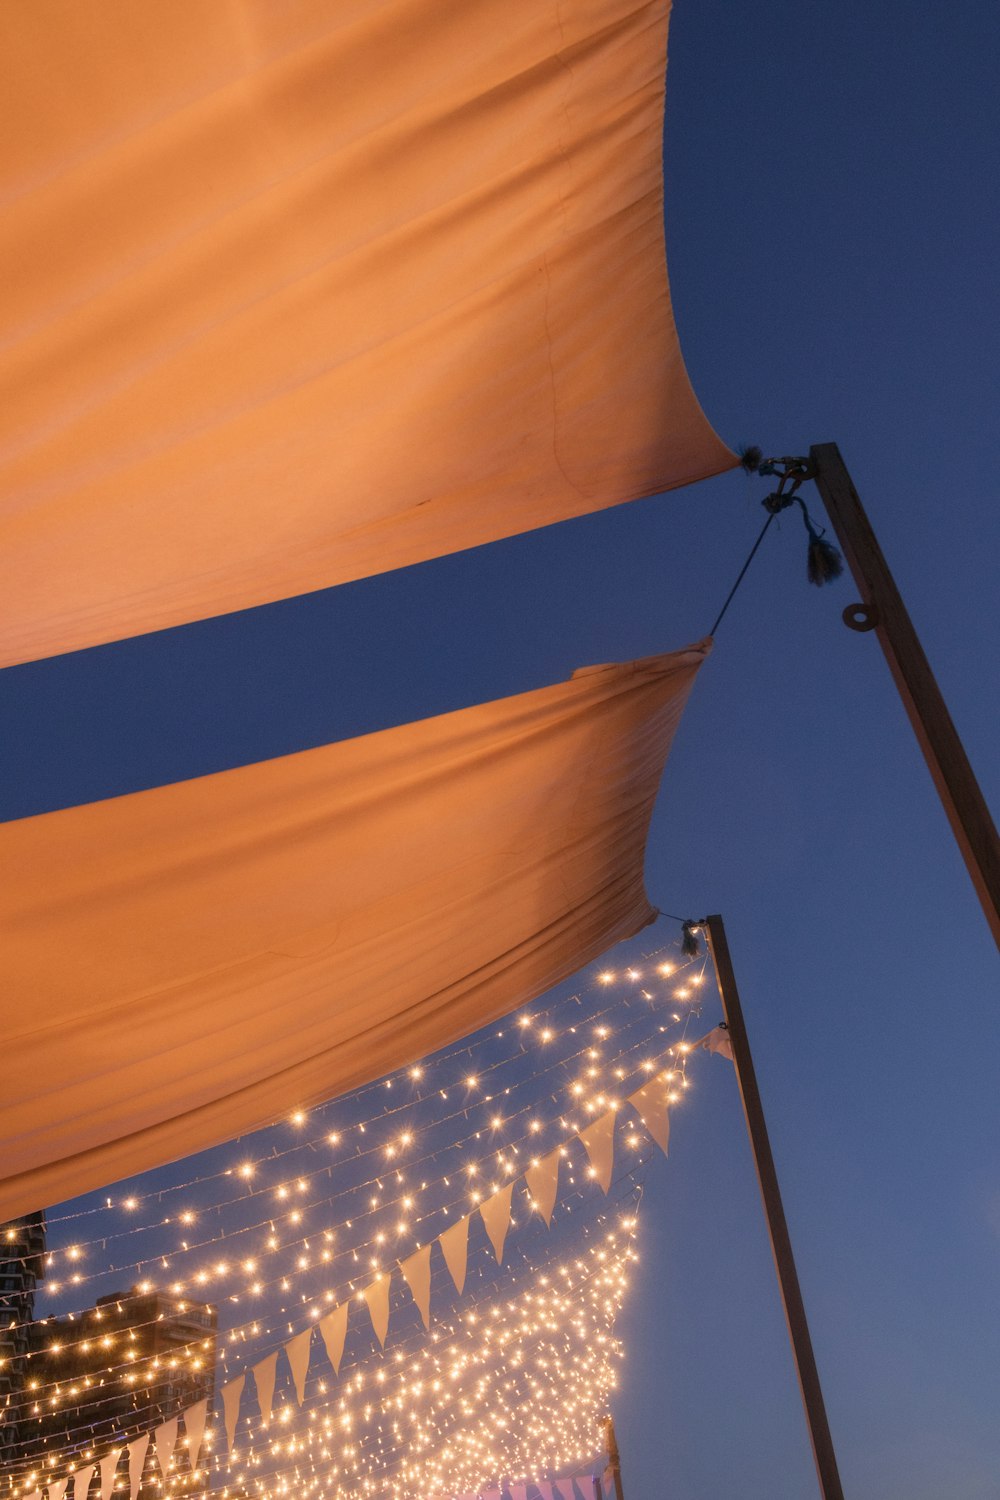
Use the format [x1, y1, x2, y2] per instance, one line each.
[842, 602, 879, 632]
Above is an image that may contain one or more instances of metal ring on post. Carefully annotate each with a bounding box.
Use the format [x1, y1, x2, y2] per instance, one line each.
[842, 601, 878, 632]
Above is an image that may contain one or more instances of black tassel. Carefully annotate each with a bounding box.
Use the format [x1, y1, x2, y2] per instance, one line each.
[738, 444, 763, 475]
[681, 921, 701, 958]
[796, 498, 844, 586]
[806, 529, 844, 586]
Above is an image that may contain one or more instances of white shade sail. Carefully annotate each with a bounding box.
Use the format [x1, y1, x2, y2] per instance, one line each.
[0, 641, 709, 1218]
[0, 0, 733, 666]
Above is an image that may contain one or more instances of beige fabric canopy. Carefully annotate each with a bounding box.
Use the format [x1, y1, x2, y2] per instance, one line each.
[0, 641, 709, 1218]
[0, 0, 733, 667]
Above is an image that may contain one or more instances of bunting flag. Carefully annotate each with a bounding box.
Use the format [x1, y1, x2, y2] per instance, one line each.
[319, 1303, 349, 1376]
[99, 1450, 122, 1500]
[183, 1398, 209, 1472]
[579, 1110, 617, 1193]
[439, 1214, 471, 1296]
[693, 1024, 735, 1061]
[525, 1148, 561, 1227]
[556, 1481, 576, 1500]
[22, 1036, 690, 1491]
[400, 1243, 433, 1331]
[364, 1273, 392, 1348]
[480, 1182, 515, 1265]
[0, 642, 708, 1220]
[126, 1434, 148, 1500]
[251, 1351, 279, 1426]
[153, 1418, 178, 1483]
[0, 1, 733, 668]
[628, 1072, 672, 1156]
[285, 1327, 312, 1406]
[70, 1466, 94, 1500]
[220, 1372, 246, 1453]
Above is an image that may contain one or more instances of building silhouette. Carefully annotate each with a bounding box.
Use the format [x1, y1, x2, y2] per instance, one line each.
[3, 1280, 216, 1493]
[0, 1214, 47, 1466]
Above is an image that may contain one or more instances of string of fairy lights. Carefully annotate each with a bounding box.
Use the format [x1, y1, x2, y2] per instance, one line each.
[4, 1032, 681, 1436]
[1, 929, 727, 1500]
[230, 1212, 641, 1500]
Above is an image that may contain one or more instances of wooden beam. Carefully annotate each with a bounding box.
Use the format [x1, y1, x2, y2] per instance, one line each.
[704, 915, 845, 1500]
[603, 1416, 626, 1500]
[810, 442, 999, 948]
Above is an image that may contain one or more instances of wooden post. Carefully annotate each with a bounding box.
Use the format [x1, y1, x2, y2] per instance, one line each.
[704, 915, 845, 1500]
[810, 442, 1000, 948]
[603, 1416, 626, 1500]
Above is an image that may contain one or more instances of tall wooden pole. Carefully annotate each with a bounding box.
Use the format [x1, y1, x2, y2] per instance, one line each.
[704, 915, 845, 1500]
[810, 442, 1000, 948]
[603, 1416, 626, 1500]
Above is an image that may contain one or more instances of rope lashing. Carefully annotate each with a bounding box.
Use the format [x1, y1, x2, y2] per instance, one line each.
[748, 452, 844, 587]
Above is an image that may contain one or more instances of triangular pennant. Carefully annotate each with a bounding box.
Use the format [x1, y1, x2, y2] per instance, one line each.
[252, 1350, 279, 1425]
[628, 1072, 671, 1156]
[439, 1214, 470, 1295]
[127, 1434, 149, 1500]
[525, 1148, 560, 1227]
[183, 1397, 209, 1472]
[363, 1272, 391, 1347]
[537, 1484, 555, 1500]
[154, 1417, 178, 1482]
[693, 1024, 734, 1061]
[556, 1482, 576, 1500]
[47, 1481, 68, 1500]
[510, 1485, 528, 1500]
[220, 1372, 246, 1452]
[99, 1450, 122, 1500]
[399, 1243, 432, 1330]
[71, 1466, 94, 1500]
[482, 1489, 501, 1500]
[285, 1327, 312, 1406]
[479, 1182, 514, 1264]
[579, 1109, 616, 1193]
[319, 1303, 349, 1375]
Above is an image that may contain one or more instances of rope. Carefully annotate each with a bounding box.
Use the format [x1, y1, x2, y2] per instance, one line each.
[707, 511, 776, 637]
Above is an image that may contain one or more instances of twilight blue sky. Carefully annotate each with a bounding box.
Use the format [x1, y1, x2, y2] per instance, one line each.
[2, 1, 998, 1497]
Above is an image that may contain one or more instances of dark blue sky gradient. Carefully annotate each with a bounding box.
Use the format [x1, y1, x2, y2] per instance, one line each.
[2, 2, 998, 1496]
